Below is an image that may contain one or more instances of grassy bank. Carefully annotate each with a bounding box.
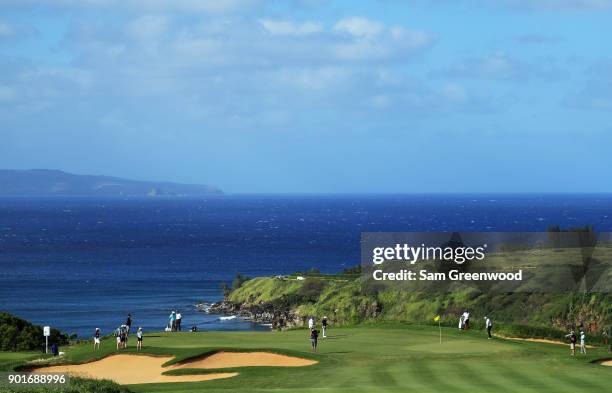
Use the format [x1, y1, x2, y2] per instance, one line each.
[228, 273, 612, 340]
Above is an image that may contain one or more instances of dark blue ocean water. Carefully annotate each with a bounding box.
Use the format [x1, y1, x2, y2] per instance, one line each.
[1, 195, 611, 338]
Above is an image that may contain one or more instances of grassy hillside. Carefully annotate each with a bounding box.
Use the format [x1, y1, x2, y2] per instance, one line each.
[227, 273, 612, 341]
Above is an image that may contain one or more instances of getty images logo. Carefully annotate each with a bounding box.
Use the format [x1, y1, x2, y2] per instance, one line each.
[372, 243, 488, 265]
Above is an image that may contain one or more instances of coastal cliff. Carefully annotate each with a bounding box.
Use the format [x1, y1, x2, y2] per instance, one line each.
[205, 273, 612, 341]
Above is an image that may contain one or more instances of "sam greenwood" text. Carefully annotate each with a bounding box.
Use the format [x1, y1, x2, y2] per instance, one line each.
[373, 269, 523, 281]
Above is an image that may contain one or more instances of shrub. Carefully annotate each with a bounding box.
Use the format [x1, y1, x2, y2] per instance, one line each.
[232, 273, 250, 290]
[0, 313, 67, 352]
[299, 279, 325, 303]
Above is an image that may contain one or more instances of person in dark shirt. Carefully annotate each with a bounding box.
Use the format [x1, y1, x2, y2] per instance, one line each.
[126, 314, 132, 334]
[565, 330, 577, 356]
[310, 328, 319, 352]
[51, 343, 59, 356]
[322, 316, 328, 338]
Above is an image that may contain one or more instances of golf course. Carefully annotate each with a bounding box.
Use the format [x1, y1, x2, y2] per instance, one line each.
[3, 325, 611, 393]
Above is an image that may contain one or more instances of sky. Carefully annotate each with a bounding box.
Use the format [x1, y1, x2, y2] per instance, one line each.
[0, 0, 611, 193]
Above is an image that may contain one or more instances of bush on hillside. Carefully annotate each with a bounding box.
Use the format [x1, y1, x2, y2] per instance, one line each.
[298, 279, 325, 303]
[0, 312, 67, 352]
[232, 272, 250, 290]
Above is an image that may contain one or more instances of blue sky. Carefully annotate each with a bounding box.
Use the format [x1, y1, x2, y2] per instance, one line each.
[1, 0, 611, 193]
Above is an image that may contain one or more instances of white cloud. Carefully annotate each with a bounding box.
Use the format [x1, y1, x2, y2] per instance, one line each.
[126, 15, 169, 40]
[333, 17, 384, 38]
[332, 17, 434, 61]
[0, 0, 260, 13]
[433, 53, 560, 81]
[259, 19, 323, 36]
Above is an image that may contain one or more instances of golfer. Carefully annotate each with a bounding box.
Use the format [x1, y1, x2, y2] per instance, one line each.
[322, 316, 328, 338]
[120, 325, 128, 348]
[565, 330, 577, 356]
[115, 327, 121, 350]
[176, 311, 182, 331]
[485, 316, 492, 339]
[169, 311, 177, 332]
[126, 314, 132, 334]
[310, 327, 319, 352]
[463, 310, 470, 330]
[308, 316, 314, 337]
[458, 314, 464, 330]
[136, 327, 143, 350]
[580, 330, 587, 354]
[93, 328, 101, 350]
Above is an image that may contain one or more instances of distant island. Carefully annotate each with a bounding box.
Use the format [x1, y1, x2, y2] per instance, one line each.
[0, 169, 222, 197]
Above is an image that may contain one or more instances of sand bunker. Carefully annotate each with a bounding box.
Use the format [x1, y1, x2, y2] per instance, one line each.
[500, 336, 594, 348]
[179, 351, 318, 368]
[32, 352, 316, 385]
[33, 354, 237, 385]
[599, 360, 612, 367]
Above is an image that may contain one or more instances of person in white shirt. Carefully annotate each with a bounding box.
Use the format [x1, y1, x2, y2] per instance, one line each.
[308, 317, 314, 336]
[137, 327, 143, 350]
[580, 330, 587, 354]
[485, 317, 492, 339]
[462, 311, 470, 330]
[176, 311, 182, 331]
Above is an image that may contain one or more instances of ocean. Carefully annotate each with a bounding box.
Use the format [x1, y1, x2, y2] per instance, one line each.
[1, 194, 611, 338]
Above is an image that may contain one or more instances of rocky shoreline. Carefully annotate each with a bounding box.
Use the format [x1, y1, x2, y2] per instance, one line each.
[199, 300, 305, 330]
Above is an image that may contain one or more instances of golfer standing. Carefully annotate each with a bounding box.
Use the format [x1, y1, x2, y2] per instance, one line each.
[565, 330, 577, 356]
[463, 310, 470, 330]
[136, 327, 143, 350]
[580, 330, 587, 354]
[322, 316, 328, 338]
[310, 327, 319, 352]
[126, 314, 132, 334]
[176, 311, 182, 331]
[169, 311, 176, 332]
[308, 316, 314, 337]
[485, 317, 492, 339]
[93, 328, 101, 350]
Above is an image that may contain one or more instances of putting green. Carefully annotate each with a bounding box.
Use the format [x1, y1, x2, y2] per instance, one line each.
[3, 326, 611, 393]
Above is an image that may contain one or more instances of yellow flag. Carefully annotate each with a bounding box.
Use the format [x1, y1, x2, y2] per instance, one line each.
[434, 315, 440, 322]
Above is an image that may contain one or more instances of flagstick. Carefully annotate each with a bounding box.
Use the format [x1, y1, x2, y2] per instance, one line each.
[439, 320, 442, 344]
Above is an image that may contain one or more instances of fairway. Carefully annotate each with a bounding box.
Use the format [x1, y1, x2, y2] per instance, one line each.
[8, 326, 612, 393]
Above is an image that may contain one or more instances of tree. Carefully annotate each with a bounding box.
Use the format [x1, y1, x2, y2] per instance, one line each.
[232, 272, 250, 290]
